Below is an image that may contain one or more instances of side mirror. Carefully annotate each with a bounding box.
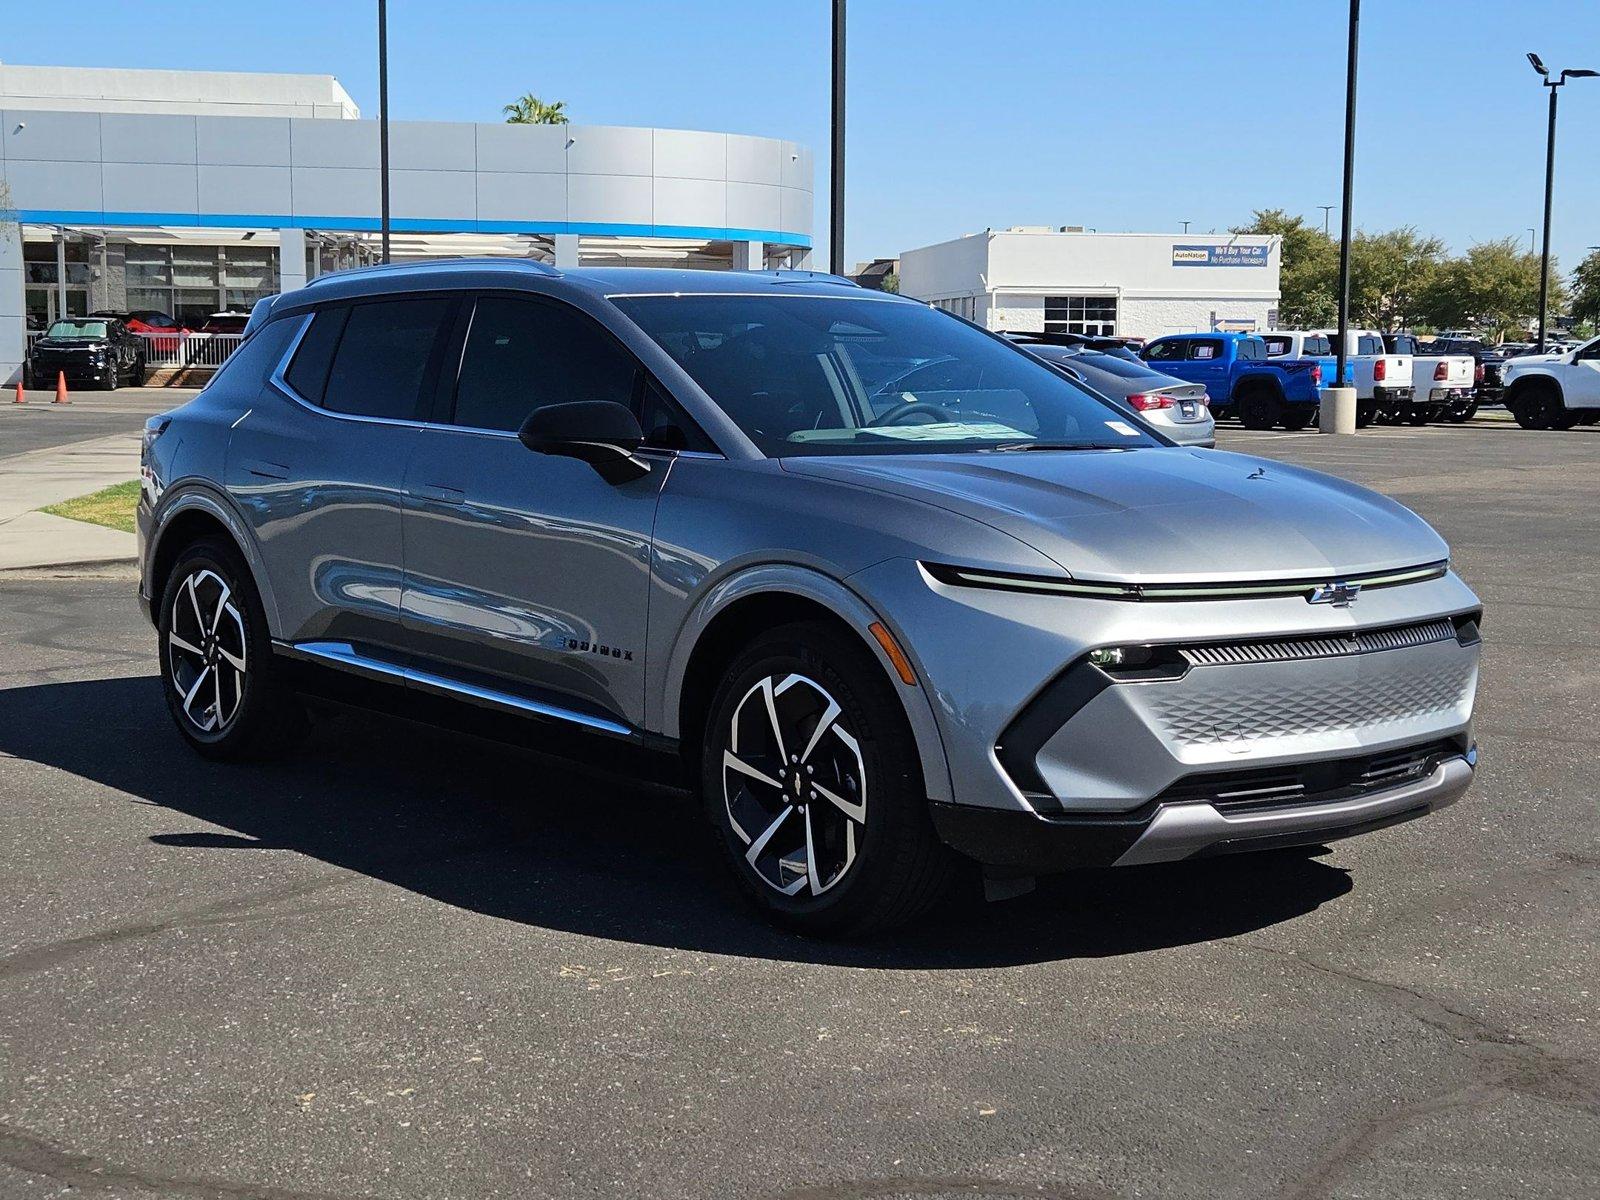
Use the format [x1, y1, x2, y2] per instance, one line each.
[517, 401, 650, 484]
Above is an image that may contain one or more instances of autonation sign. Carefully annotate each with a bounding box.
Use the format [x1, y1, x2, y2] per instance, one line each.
[1172, 243, 1270, 268]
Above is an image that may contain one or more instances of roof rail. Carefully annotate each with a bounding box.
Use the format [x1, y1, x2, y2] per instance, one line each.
[301, 256, 561, 289]
[736, 268, 862, 288]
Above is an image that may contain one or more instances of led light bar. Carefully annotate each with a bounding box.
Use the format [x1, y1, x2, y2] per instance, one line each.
[922, 560, 1449, 602]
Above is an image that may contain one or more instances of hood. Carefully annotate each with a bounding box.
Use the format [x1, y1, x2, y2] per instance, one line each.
[781, 448, 1447, 583]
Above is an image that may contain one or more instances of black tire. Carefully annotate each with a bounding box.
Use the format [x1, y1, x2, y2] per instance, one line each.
[701, 620, 955, 936]
[131, 356, 147, 387]
[1446, 402, 1478, 423]
[104, 364, 119, 392]
[1355, 402, 1376, 428]
[157, 536, 304, 760]
[1510, 384, 1557, 430]
[1281, 406, 1314, 431]
[1405, 406, 1431, 426]
[1237, 389, 1282, 430]
[21, 360, 34, 391]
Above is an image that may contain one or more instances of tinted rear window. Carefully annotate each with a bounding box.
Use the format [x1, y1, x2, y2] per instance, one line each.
[322, 298, 452, 420]
[284, 307, 348, 403]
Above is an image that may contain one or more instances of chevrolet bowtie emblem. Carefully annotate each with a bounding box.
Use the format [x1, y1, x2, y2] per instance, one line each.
[1308, 581, 1361, 606]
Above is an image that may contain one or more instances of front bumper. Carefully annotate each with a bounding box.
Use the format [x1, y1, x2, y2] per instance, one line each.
[32, 357, 111, 385]
[933, 748, 1474, 871]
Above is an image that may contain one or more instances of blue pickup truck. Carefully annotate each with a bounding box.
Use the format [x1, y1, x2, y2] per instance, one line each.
[1140, 332, 1322, 430]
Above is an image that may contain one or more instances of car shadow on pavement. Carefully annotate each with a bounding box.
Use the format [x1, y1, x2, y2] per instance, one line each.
[0, 675, 1353, 969]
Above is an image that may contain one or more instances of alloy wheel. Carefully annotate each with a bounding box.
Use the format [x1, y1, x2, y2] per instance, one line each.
[721, 673, 867, 897]
[167, 568, 248, 734]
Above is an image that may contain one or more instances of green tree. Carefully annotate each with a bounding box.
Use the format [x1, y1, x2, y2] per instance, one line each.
[1232, 209, 1337, 327]
[1348, 226, 1445, 331]
[1418, 237, 1564, 341]
[502, 94, 569, 125]
[1569, 249, 1600, 335]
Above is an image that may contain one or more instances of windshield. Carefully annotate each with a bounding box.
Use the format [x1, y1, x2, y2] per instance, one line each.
[47, 320, 109, 340]
[613, 294, 1160, 456]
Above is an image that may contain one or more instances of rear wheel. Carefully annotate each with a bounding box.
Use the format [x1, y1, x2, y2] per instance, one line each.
[1237, 389, 1283, 430]
[702, 621, 954, 935]
[1355, 401, 1376, 428]
[130, 356, 147, 387]
[1405, 406, 1431, 426]
[1281, 406, 1313, 431]
[158, 537, 303, 759]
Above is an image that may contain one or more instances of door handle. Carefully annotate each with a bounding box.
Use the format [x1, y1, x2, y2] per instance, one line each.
[418, 484, 465, 505]
[243, 459, 290, 480]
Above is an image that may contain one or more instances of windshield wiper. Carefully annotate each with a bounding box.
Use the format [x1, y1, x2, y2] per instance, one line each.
[986, 441, 1134, 452]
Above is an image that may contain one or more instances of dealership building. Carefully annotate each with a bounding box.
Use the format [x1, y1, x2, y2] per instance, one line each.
[0, 63, 815, 384]
[898, 227, 1282, 341]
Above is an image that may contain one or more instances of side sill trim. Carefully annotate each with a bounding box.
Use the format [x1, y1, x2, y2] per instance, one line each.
[274, 640, 633, 737]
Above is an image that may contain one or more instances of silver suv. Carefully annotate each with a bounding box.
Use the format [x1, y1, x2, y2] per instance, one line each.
[139, 262, 1481, 934]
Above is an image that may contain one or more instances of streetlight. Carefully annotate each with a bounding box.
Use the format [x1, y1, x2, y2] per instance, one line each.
[1317, 205, 1334, 237]
[1527, 52, 1597, 351]
[829, 0, 846, 276]
[378, 0, 391, 263]
[1334, 0, 1360, 410]
[1180, 220, 1191, 233]
[1527, 227, 1537, 253]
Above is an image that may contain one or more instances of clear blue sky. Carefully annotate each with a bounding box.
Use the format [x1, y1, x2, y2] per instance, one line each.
[6, 0, 1598, 271]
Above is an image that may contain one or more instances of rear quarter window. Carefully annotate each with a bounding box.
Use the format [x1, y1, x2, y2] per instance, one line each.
[203, 317, 300, 397]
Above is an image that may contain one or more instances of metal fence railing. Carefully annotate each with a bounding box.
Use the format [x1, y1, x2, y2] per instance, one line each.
[25, 330, 245, 371]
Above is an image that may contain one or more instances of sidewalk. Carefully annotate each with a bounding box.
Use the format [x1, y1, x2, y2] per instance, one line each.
[0, 431, 143, 570]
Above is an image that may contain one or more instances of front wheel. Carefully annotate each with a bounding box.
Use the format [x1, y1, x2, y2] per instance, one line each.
[158, 537, 303, 759]
[702, 621, 954, 935]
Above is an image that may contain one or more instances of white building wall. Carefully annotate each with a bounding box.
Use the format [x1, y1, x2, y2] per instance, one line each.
[0, 64, 358, 119]
[899, 229, 1281, 340]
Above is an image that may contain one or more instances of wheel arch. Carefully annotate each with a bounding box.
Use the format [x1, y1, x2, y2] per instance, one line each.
[662, 566, 954, 805]
[147, 486, 281, 635]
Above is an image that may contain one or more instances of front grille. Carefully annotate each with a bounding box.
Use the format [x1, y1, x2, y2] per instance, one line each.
[1156, 739, 1460, 814]
[1180, 618, 1457, 667]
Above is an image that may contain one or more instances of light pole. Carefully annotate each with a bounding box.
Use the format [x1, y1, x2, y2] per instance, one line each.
[1317, 205, 1334, 237]
[1527, 227, 1537, 253]
[829, 0, 846, 276]
[378, 0, 391, 264]
[1334, 0, 1360, 407]
[1180, 220, 1191, 233]
[1527, 53, 1597, 351]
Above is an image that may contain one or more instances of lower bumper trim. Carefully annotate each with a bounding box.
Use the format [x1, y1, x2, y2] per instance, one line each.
[1112, 755, 1473, 866]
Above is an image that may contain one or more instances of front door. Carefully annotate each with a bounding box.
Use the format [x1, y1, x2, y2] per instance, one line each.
[399, 293, 668, 731]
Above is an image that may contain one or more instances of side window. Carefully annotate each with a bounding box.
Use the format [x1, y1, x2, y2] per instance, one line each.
[639, 378, 716, 453]
[453, 296, 637, 433]
[283, 306, 348, 402]
[1188, 339, 1222, 361]
[1358, 335, 1382, 355]
[1577, 340, 1600, 361]
[1263, 337, 1291, 357]
[322, 298, 453, 420]
[1144, 339, 1185, 362]
[204, 316, 300, 395]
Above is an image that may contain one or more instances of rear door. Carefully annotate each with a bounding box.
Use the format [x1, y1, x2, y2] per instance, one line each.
[226, 294, 458, 653]
[398, 291, 675, 732]
[1183, 336, 1230, 396]
[1569, 338, 1600, 406]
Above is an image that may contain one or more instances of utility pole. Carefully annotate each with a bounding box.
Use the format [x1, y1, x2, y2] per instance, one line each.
[829, 0, 846, 276]
[378, 0, 391, 264]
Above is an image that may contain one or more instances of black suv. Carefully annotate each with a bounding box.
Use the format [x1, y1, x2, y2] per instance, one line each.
[26, 316, 146, 390]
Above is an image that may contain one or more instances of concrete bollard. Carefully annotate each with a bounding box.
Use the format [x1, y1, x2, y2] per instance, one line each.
[1319, 387, 1356, 435]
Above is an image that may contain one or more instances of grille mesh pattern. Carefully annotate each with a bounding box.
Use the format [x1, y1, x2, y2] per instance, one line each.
[1179, 619, 1457, 667]
[1148, 656, 1476, 746]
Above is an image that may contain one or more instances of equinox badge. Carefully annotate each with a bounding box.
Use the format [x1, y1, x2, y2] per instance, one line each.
[1308, 581, 1362, 607]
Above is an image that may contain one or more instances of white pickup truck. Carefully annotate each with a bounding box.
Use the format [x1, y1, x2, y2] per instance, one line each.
[1310, 328, 1413, 427]
[1386, 334, 1476, 424]
[1501, 335, 1600, 429]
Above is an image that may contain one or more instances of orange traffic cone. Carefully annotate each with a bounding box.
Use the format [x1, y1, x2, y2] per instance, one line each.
[12, 380, 23, 405]
[53, 371, 70, 405]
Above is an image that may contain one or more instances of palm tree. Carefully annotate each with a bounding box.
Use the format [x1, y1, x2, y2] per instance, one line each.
[503, 94, 569, 125]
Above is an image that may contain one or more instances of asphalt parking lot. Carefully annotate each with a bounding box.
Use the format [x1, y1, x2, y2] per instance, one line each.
[1, 419, 1596, 1200]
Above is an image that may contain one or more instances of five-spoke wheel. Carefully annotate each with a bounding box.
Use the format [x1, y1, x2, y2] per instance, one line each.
[723, 672, 868, 898]
[158, 537, 301, 758]
[703, 621, 954, 935]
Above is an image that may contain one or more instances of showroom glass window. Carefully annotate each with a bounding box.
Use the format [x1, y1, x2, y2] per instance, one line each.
[1044, 295, 1118, 337]
[125, 244, 280, 326]
[452, 297, 638, 433]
